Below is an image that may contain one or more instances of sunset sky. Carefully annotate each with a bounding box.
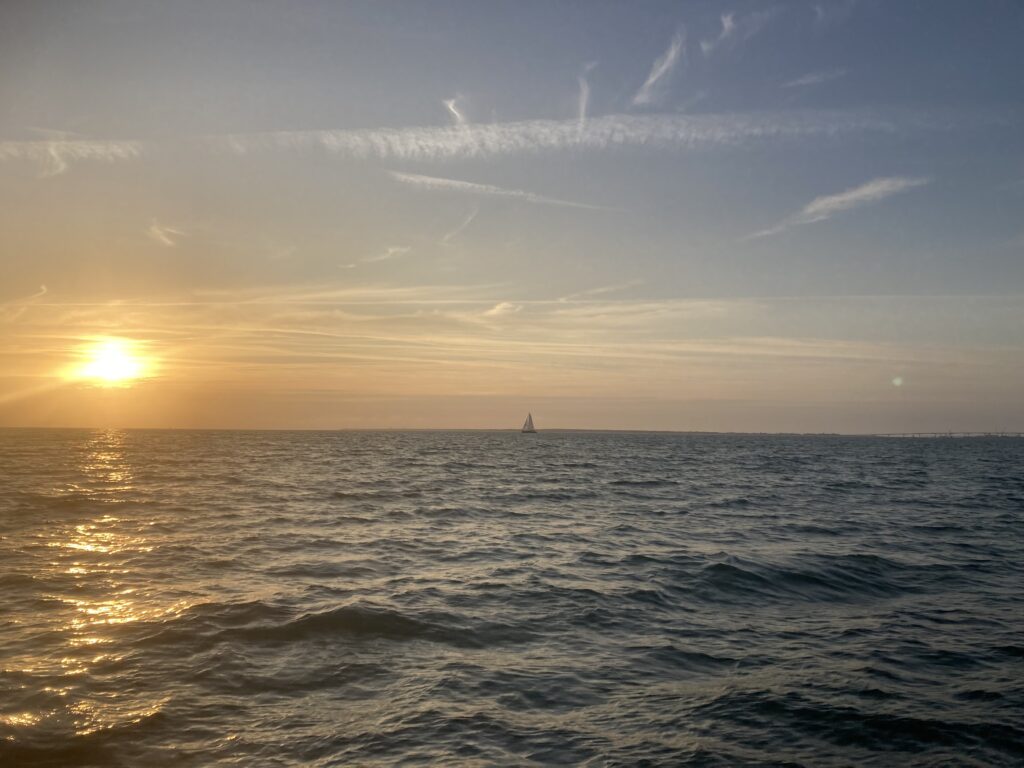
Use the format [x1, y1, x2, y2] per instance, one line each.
[1, 0, 1022, 431]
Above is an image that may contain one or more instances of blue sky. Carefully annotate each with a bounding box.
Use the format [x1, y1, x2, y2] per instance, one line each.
[1, 0, 1022, 430]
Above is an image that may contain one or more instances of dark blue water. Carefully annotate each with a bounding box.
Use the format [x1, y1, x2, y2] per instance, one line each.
[1, 429, 1022, 766]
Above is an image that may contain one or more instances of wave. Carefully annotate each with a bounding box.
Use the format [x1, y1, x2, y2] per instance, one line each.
[633, 644, 740, 674]
[5, 490, 111, 516]
[486, 490, 601, 502]
[608, 478, 679, 487]
[993, 644, 1024, 659]
[0, 706, 168, 768]
[134, 599, 537, 650]
[231, 604, 538, 648]
[263, 560, 392, 579]
[693, 553, 933, 603]
[696, 690, 1024, 761]
[330, 489, 423, 501]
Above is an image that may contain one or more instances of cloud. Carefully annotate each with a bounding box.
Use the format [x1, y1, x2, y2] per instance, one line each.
[389, 170, 605, 209]
[368, 246, 410, 263]
[483, 301, 523, 317]
[701, 9, 777, 57]
[440, 205, 480, 244]
[798, 177, 930, 222]
[0, 138, 143, 176]
[633, 30, 685, 106]
[146, 220, 186, 247]
[443, 96, 467, 126]
[746, 176, 931, 239]
[342, 245, 411, 269]
[187, 281, 503, 304]
[783, 69, 849, 88]
[1, 285, 48, 323]
[700, 13, 736, 56]
[0, 106, 1000, 175]
[218, 109, 919, 162]
[559, 279, 644, 302]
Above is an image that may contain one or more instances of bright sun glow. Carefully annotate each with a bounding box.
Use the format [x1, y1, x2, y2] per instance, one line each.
[69, 339, 151, 387]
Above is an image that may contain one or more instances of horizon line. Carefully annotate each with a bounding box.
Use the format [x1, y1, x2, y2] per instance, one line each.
[1, 426, 1021, 437]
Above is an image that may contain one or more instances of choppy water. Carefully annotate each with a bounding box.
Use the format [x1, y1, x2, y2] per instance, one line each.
[1, 429, 1022, 767]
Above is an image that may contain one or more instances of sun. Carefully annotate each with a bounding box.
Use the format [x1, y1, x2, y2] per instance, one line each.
[69, 338, 152, 387]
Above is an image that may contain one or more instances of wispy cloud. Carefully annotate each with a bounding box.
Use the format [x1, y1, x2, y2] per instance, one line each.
[389, 170, 605, 209]
[443, 96, 467, 126]
[146, 220, 186, 247]
[746, 176, 931, 239]
[559, 279, 644, 302]
[0, 106, 997, 174]
[342, 245, 411, 269]
[366, 245, 411, 263]
[633, 29, 685, 107]
[578, 61, 597, 135]
[700, 13, 736, 56]
[8, 283, 1021, 418]
[216, 108, 927, 162]
[483, 301, 523, 317]
[0, 138, 143, 176]
[783, 68, 849, 88]
[441, 205, 481, 244]
[700, 9, 776, 57]
[0, 285, 48, 323]
[218, 107, 958, 162]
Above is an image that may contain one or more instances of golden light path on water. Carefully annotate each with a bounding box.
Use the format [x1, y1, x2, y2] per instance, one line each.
[26, 431, 190, 737]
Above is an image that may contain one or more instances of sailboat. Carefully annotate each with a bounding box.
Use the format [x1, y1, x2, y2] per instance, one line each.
[521, 413, 537, 433]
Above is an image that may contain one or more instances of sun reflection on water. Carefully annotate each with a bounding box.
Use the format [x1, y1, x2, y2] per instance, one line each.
[21, 430, 192, 737]
[80, 430, 137, 497]
[0, 712, 42, 728]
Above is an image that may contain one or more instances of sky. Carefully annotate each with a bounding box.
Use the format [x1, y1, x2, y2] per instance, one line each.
[1, 0, 1023, 432]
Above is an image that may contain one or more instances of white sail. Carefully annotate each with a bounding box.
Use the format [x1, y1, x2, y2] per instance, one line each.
[521, 413, 536, 433]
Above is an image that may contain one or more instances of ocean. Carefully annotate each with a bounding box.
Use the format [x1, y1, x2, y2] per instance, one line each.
[1, 429, 1022, 766]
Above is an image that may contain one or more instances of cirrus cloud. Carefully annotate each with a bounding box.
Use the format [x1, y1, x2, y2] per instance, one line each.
[746, 176, 931, 239]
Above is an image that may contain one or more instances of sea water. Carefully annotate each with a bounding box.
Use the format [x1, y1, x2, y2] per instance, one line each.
[1, 429, 1022, 766]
